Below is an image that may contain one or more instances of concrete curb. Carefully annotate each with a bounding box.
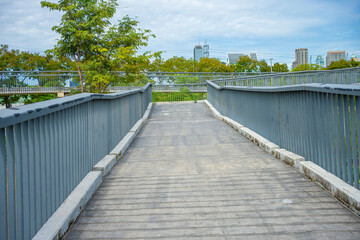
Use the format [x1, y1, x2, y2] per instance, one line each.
[274, 148, 305, 167]
[109, 132, 135, 160]
[110, 102, 153, 161]
[204, 99, 360, 216]
[298, 161, 360, 215]
[143, 102, 153, 120]
[130, 119, 143, 135]
[32, 171, 102, 240]
[154, 100, 205, 105]
[204, 100, 223, 120]
[93, 155, 116, 177]
[205, 100, 280, 155]
[33, 102, 154, 240]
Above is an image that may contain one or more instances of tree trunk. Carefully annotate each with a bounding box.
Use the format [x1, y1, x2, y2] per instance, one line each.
[4, 96, 11, 108]
[74, 55, 84, 93]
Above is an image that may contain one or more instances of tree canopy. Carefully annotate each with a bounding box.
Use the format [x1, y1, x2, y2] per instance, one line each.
[327, 59, 360, 70]
[41, 0, 155, 92]
[272, 63, 289, 72]
[292, 63, 323, 72]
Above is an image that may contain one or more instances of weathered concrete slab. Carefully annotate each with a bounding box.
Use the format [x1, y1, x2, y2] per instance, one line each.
[109, 132, 135, 160]
[129, 119, 143, 135]
[93, 155, 116, 177]
[298, 161, 360, 216]
[66, 102, 360, 240]
[275, 148, 305, 167]
[34, 171, 102, 240]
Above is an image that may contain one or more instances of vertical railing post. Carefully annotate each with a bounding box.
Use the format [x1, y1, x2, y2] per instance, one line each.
[0, 128, 7, 240]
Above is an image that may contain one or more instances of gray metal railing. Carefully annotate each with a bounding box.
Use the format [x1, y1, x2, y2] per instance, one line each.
[152, 83, 207, 102]
[0, 83, 152, 240]
[0, 71, 272, 95]
[207, 81, 360, 189]
[212, 67, 360, 87]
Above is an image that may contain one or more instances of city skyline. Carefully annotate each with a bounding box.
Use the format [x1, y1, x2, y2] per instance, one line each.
[0, 0, 359, 68]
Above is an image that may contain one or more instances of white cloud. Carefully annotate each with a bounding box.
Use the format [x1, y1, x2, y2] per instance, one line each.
[0, 0, 359, 63]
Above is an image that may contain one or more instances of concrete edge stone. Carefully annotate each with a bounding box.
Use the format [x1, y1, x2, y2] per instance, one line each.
[93, 155, 116, 176]
[147, 102, 153, 110]
[130, 119, 144, 135]
[274, 148, 305, 167]
[223, 116, 244, 131]
[239, 127, 255, 141]
[298, 161, 360, 215]
[109, 132, 135, 161]
[143, 102, 153, 121]
[203, 100, 222, 120]
[32, 171, 102, 240]
[154, 100, 204, 105]
[263, 142, 280, 155]
[143, 109, 150, 120]
[110, 102, 152, 161]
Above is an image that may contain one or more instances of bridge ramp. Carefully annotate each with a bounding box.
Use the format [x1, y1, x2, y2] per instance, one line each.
[66, 102, 360, 239]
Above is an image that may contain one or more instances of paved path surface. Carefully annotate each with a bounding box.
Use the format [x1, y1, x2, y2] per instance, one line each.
[66, 102, 360, 240]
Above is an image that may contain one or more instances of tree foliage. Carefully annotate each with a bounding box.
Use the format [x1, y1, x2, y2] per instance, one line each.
[257, 60, 271, 72]
[231, 56, 286, 73]
[233, 56, 257, 72]
[197, 58, 233, 72]
[292, 63, 323, 72]
[0, 44, 73, 71]
[0, 44, 74, 107]
[326, 59, 360, 70]
[41, 0, 155, 92]
[272, 63, 289, 72]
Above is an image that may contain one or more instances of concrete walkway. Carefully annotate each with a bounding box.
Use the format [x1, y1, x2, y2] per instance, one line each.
[66, 102, 360, 240]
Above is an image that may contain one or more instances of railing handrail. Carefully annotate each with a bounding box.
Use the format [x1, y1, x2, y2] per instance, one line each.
[0, 83, 151, 128]
[0, 71, 271, 75]
[210, 67, 360, 81]
[207, 79, 360, 189]
[207, 80, 360, 95]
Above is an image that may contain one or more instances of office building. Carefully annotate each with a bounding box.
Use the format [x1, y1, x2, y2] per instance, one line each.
[315, 55, 325, 68]
[351, 54, 359, 62]
[250, 53, 257, 61]
[227, 52, 257, 65]
[292, 61, 299, 70]
[203, 40, 209, 58]
[193, 45, 203, 62]
[227, 53, 246, 64]
[296, 48, 308, 65]
[326, 51, 346, 67]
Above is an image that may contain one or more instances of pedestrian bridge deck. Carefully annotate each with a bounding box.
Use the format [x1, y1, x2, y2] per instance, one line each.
[66, 102, 360, 239]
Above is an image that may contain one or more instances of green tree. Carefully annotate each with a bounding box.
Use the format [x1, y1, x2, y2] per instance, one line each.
[272, 62, 289, 72]
[158, 56, 197, 72]
[256, 59, 271, 72]
[197, 58, 233, 72]
[292, 63, 323, 72]
[234, 56, 257, 72]
[41, 0, 118, 92]
[326, 59, 360, 70]
[41, 0, 154, 92]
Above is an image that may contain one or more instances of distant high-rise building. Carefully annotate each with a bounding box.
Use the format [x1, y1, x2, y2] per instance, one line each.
[250, 53, 257, 61]
[203, 40, 209, 58]
[315, 55, 325, 68]
[296, 48, 308, 65]
[351, 54, 359, 62]
[292, 61, 299, 70]
[326, 51, 346, 67]
[193, 45, 203, 62]
[227, 52, 256, 65]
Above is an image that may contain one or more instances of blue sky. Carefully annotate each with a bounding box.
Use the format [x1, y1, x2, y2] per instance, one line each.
[0, 0, 359, 67]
